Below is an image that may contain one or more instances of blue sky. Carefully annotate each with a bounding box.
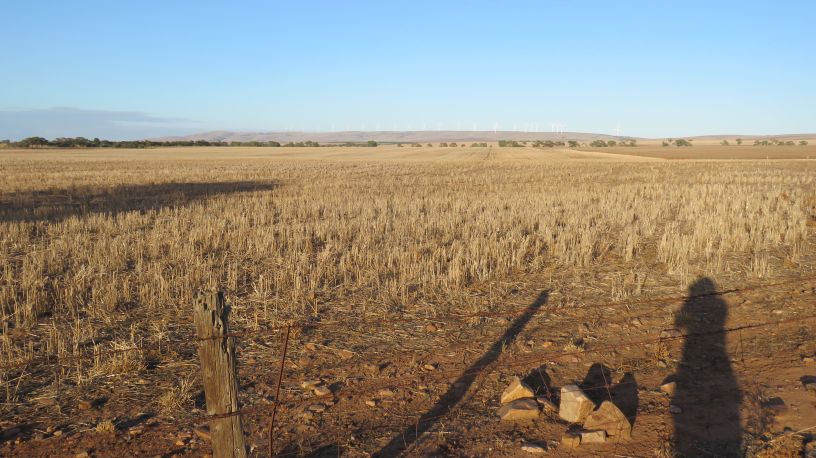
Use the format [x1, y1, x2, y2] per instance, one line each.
[1, 1, 814, 139]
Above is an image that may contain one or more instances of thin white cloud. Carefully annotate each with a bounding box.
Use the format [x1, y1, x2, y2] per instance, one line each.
[0, 107, 200, 141]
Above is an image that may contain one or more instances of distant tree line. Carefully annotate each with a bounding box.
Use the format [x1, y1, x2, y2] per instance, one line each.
[662, 138, 693, 147]
[341, 141, 378, 147]
[500, 139, 567, 147]
[0, 137, 386, 149]
[495, 139, 636, 148]
[720, 138, 807, 146]
[589, 139, 637, 147]
[753, 139, 808, 146]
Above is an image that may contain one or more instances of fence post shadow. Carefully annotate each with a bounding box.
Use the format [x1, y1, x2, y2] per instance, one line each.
[374, 290, 549, 457]
[672, 277, 742, 456]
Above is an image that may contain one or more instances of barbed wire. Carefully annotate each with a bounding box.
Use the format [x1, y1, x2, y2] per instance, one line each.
[100, 311, 814, 433]
[2, 273, 813, 373]
[2, 275, 814, 457]
[101, 329, 811, 456]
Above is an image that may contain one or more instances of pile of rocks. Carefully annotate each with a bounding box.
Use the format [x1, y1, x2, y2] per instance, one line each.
[497, 377, 632, 449]
[559, 383, 632, 447]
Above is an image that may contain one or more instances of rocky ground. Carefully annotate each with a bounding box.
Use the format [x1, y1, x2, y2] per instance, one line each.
[2, 269, 816, 457]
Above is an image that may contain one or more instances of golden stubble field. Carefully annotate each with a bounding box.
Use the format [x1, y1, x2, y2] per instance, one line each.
[1, 145, 815, 457]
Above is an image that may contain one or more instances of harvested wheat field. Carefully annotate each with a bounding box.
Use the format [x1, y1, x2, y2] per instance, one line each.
[1, 146, 816, 457]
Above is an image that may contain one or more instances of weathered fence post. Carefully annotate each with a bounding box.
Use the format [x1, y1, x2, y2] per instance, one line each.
[193, 291, 247, 458]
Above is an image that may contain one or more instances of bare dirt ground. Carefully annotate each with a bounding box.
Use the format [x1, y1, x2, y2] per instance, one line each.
[1, 146, 815, 457]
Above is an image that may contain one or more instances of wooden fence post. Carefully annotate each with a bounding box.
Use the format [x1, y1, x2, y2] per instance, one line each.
[193, 291, 247, 458]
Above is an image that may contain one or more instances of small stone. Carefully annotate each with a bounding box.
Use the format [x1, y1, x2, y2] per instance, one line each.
[78, 400, 93, 410]
[378, 389, 395, 398]
[660, 382, 677, 396]
[559, 384, 595, 423]
[193, 427, 211, 442]
[669, 405, 683, 414]
[660, 328, 682, 339]
[128, 427, 143, 436]
[802, 356, 815, 365]
[583, 401, 632, 439]
[35, 397, 56, 406]
[52, 430, 63, 437]
[365, 400, 377, 407]
[581, 430, 607, 443]
[520, 442, 547, 454]
[501, 376, 535, 404]
[304, 342, 317, 351]
[308, 404, 326, 413]
[541, 340, 554, 348]
[424, 323, 438, 332]
[422, 364, 436, 371]
[762, 397, 788, 415]
[561, 433, 581, 449]
[497, 398, 540, 421]
[312, 386, 331, 397]
[175, 439, 186, 447]
[337, 349, 354, 360]
[75, 452, 90, 458]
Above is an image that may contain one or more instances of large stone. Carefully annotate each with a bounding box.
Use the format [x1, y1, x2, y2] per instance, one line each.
[583, 401, 632, 439]
[559, 384, 595, 423]
[580, 430, 607, 443]
[501, 376, 535, 404]
[561, 433, 581, 449]
[497, 398, 540, 421]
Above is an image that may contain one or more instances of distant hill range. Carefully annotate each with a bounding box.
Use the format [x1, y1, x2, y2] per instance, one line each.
[152, 130, 815, 143]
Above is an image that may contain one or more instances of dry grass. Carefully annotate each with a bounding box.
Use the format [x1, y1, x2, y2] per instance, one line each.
[580, 143, 816, 160]
[0, 146, 814, 411]
[157, 376, 195, 416]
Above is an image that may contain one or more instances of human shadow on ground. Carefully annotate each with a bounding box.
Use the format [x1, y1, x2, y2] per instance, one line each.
[374, 290, 550, 457]
[0, 180, 277, 223]
[672, 277, 742, 457]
